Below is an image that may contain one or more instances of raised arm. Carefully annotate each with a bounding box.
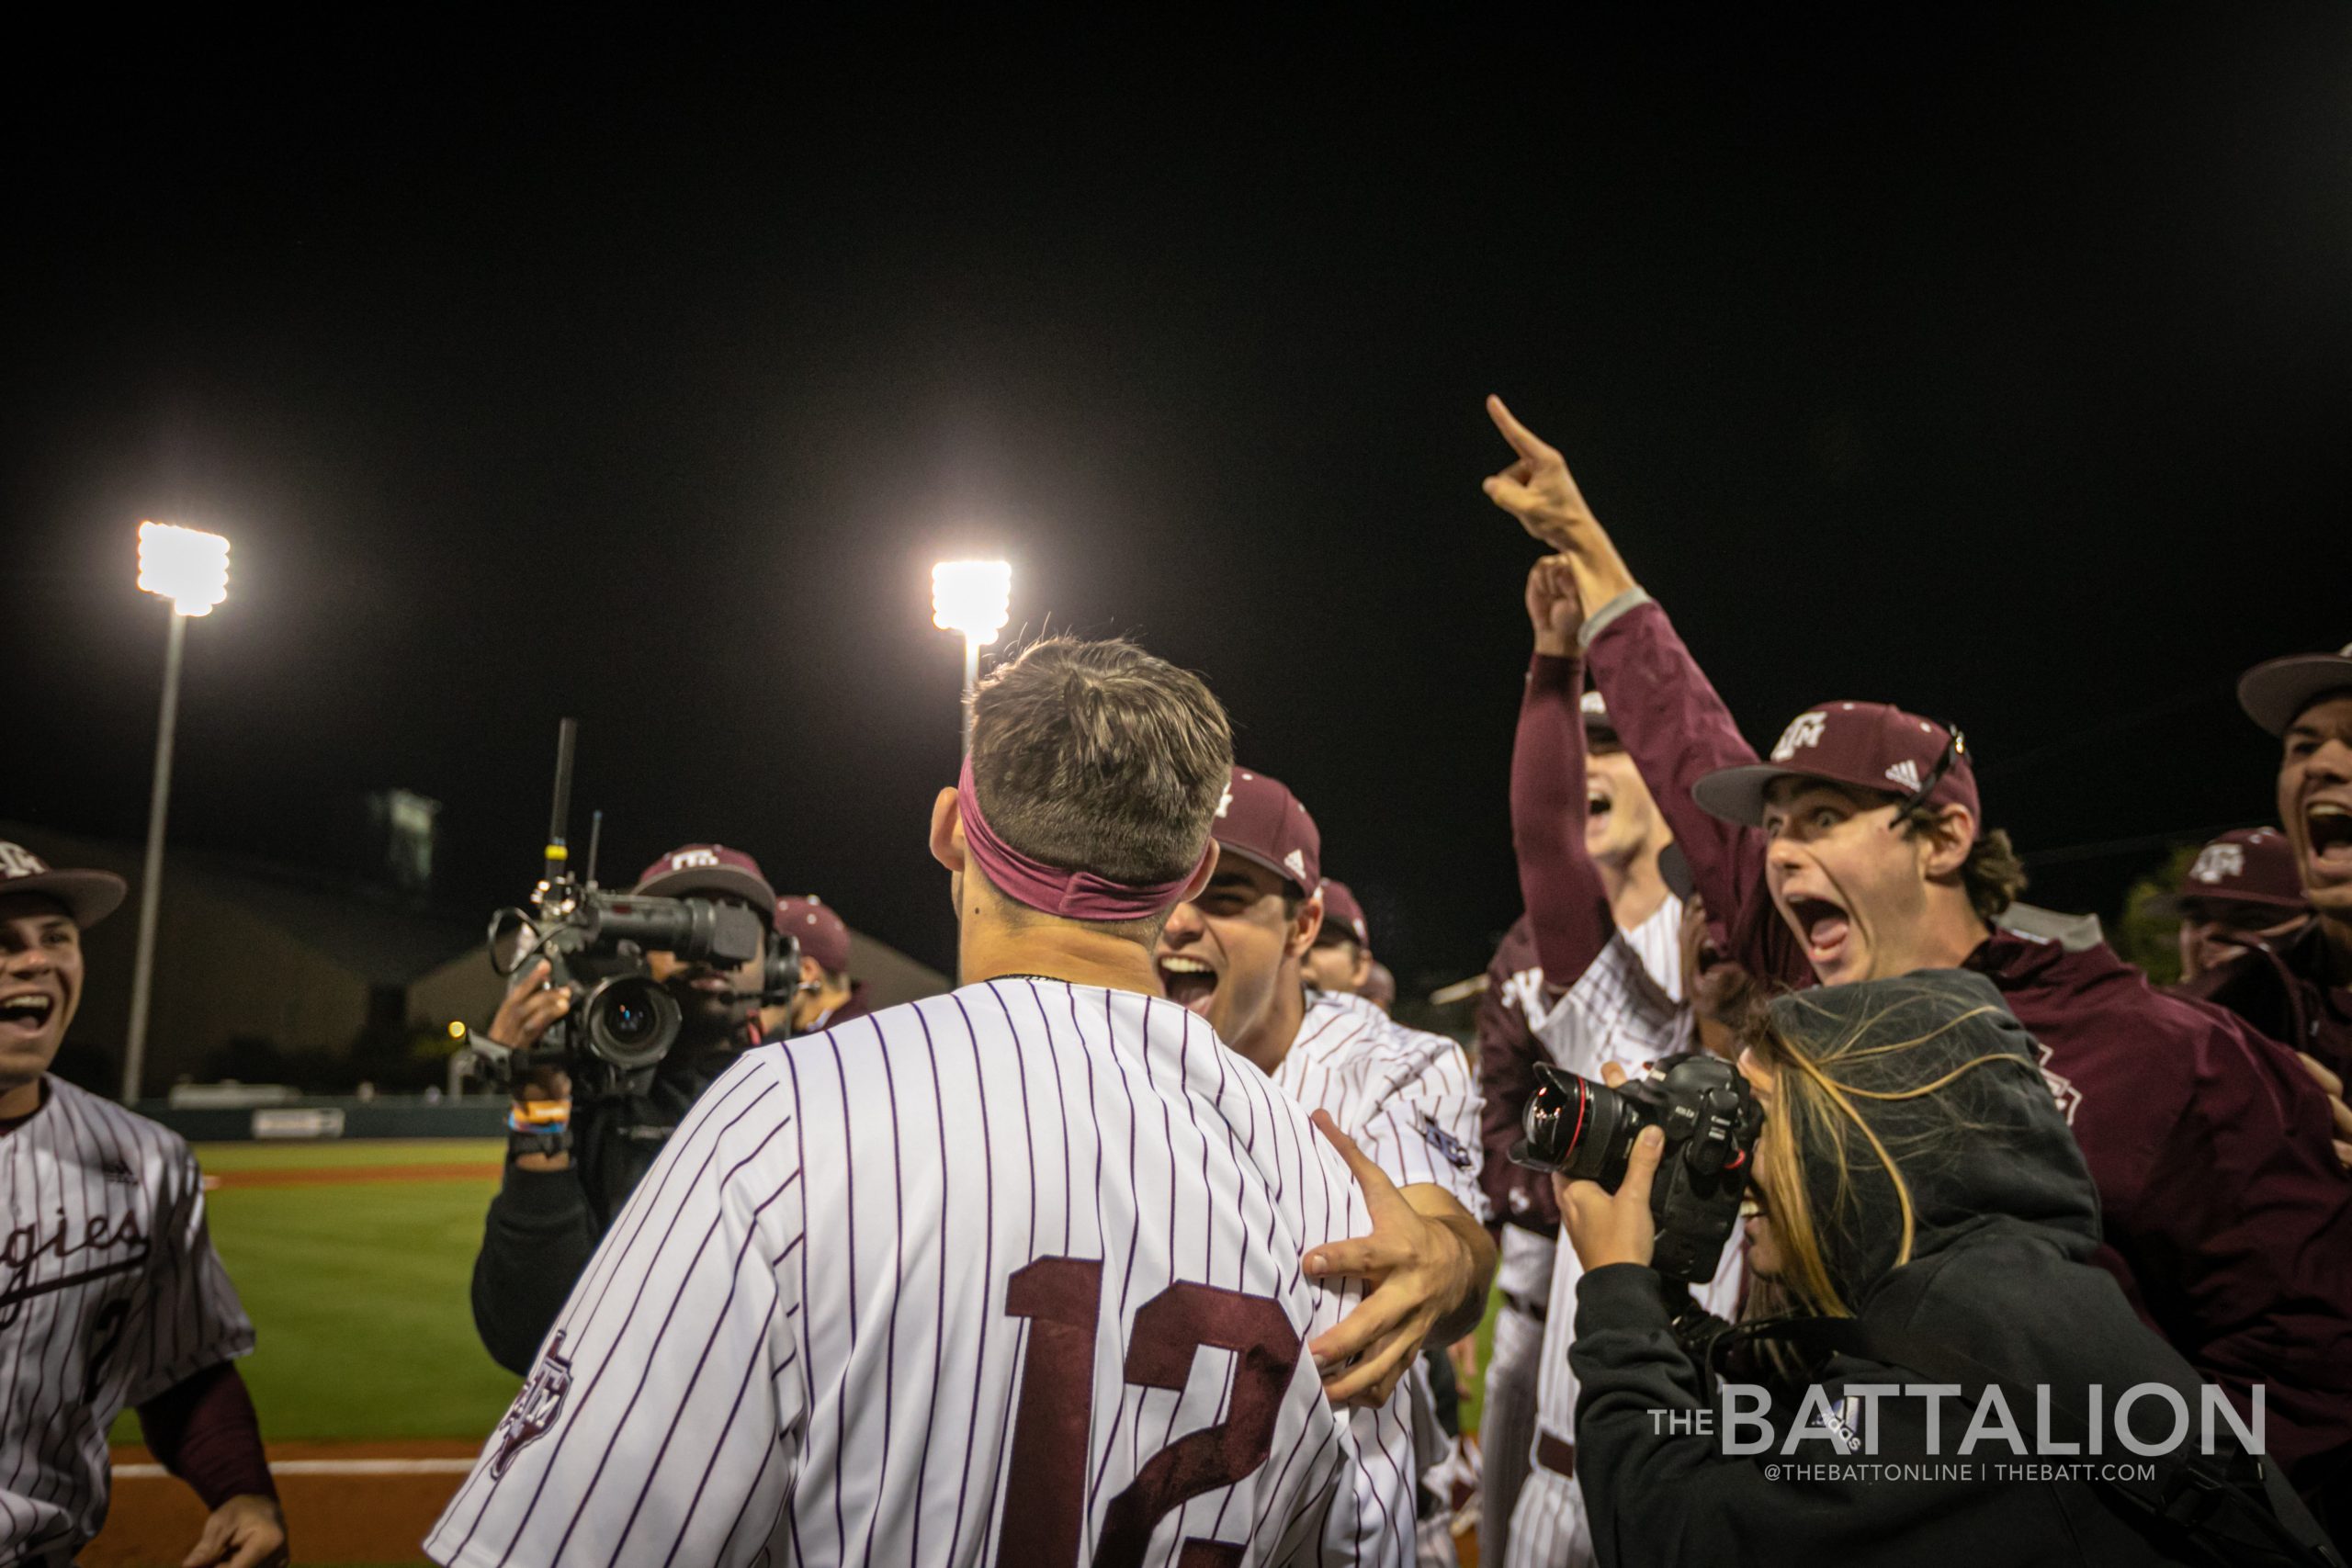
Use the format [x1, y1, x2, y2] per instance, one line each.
[1482, 395, 1807, 989]
[1511, 557, 1617, 990]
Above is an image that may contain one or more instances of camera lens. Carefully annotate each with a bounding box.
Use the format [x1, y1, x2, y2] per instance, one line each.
[606, 995, 654, 1044]
[1516, 1066, 1647, 1188]
[582, 976, 681, 1070]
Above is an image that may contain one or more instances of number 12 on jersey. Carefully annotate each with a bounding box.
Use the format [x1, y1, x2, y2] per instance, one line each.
[997, 1256, 1304, 1568]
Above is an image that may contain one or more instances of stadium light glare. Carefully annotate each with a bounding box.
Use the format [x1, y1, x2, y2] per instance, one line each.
[137, 522, 231, 616]
[933, 559, 1012, 755]
[932, 559, 1012, 644]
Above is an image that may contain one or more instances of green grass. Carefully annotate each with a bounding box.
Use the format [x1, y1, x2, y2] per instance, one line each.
[114, 1143, 516, 1446]
[192, 1138, 503, 1172]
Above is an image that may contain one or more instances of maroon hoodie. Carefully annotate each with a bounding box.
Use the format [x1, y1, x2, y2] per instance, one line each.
[1583, 593, 2352, 1485]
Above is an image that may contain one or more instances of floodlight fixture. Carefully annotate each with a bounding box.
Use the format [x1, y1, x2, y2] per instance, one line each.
[137, 522, 231, 615]
[932, 559, 1012, 645]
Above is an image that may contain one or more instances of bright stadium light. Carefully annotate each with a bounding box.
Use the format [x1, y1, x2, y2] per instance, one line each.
[933, 559, 1012, 754]
[123, 521, 233, 1105]
[138, 522, 231, 615]
[932, 559, 1012, 643]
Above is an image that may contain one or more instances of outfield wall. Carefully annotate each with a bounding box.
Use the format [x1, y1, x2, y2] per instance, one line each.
[136, 1095, 506, 1142]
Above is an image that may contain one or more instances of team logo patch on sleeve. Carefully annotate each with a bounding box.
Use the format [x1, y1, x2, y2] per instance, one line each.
[490, 1331, 575, 1478]
[1421, 1118, 1474, 1170]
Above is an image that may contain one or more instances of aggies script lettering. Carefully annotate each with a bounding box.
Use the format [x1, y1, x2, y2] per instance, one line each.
[0, 1205, 149, 1330]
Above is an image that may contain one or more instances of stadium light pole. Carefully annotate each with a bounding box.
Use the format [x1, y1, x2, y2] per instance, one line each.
[125, 523, 231, 1104]
[931, 560, 1011, 754]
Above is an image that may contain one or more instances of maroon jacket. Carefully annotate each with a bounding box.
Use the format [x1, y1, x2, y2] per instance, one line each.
[2178, 918, 2352, 1083]
[1476, 916, 1560, 1240]
[1584, 593, 2352, 1483]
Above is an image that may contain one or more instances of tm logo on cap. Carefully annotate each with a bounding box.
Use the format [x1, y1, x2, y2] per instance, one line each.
[2191, 844, 2246, 885]
[670, 849, 722, 871]
[1771, 711, 1828, 761]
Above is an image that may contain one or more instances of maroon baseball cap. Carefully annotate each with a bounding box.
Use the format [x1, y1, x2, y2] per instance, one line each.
[2157, 828, 2309, 919]
[1694, 703, 1979, 830]
[1317, 878, 1371, 947]
[0, 841, 126, 930]
[775, 895, 852, 975]
[1362, 960, 1396, 1009]
[1215, 767, 1321, 896]
[2239, 641, 2352, 736]
[633, 843, 776, 926]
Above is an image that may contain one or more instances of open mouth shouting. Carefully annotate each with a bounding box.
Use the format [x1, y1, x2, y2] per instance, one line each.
[0, 989, 60, 1041]
[1784, 894, 1853, 971]
[1158, 954, 1219, 1017]
[2306, 799, 2352, 886]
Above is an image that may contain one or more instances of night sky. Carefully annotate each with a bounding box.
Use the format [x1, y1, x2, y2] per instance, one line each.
[7, 14, 2348, 990]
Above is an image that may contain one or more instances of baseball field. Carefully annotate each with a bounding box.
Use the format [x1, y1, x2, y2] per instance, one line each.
[88, 1140, 513, 1568]
[84, 1139, 1499, 1567]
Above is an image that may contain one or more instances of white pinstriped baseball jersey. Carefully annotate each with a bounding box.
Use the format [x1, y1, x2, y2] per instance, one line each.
[426, 979, 1418, 1568]
[1273, 991, 1484, 1224]
[1, 1077, 255, 1562]
[1272, 988, 1486, 1543]
[1505, 897, 1744, 1568]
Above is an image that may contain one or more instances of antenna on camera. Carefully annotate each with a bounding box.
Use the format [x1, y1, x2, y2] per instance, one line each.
[584, 809, 605, 891]
[544, 717, 578, 887]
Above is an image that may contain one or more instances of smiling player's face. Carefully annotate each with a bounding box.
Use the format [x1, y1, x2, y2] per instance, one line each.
[1154, 860, 1315, 1050]
[0, 895, 83, 1100]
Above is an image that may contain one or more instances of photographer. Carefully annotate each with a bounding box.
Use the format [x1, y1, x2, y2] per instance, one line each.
[1562, 973, 2337, 1566]
[1478, 396, 2352, 1495]
[469, 842, 781, 1375]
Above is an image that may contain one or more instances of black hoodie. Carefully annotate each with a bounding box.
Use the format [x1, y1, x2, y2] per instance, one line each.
[1570, 971, 2323, 1566]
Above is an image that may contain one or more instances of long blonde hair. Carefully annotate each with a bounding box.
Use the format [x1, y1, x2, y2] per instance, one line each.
[1747, 986, 2034, 1316]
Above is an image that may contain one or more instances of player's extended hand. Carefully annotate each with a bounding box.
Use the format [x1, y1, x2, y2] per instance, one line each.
[182, 1493, 287, 1568]
[1301, 1111, 1476, 1409]
[1484, 396, 1598, 552]
[2295, 1052, 2352, 1169]
[1524, 555, 1583, 659]
[1483, 395, 1639, 613]
[490, 959, 571, 1053]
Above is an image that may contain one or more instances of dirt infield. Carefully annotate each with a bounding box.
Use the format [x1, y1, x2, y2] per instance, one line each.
[88, 1440, 480, 1566]
[204, 1162, 502, 1190]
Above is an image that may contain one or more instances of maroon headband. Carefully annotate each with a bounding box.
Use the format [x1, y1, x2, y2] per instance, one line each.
[956, 755, 1210, 920]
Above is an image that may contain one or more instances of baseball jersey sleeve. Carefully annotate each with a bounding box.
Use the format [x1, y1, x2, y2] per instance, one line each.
[1582, 595, 1812, 990]
[1352, 1036, 1487, 1220]
[120, 1140, 255, 1409]
[1528, 931, 1691, 1079]
[1511, 653, 1617, 990]
[426, 1055, 808, 1568]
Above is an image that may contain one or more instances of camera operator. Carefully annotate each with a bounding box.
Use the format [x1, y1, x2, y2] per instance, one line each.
[1560, 973, 2337, 1566]
[469, 842, 781, 1375]
[762, 893, 871, 1039]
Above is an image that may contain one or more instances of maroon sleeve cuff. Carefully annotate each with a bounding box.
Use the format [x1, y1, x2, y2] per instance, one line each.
[137, 1361, 276, 1509]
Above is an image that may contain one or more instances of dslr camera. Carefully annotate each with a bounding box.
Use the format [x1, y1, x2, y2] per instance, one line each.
[1511, 1053, 1762, 1281]
[468, 720, 797, 1098]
